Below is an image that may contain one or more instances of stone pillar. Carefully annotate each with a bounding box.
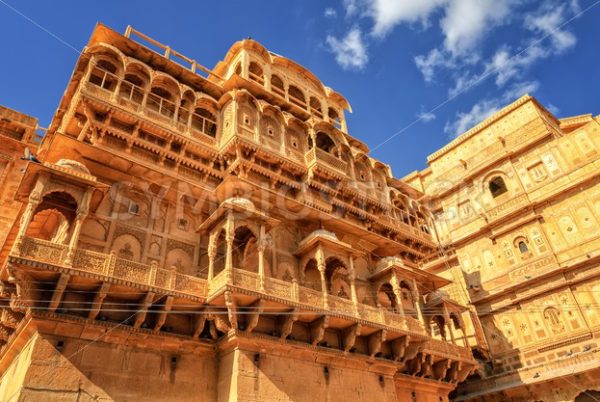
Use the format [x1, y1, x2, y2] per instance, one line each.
[64, 211, 87, 266]
[257, 225, 268, 291]
[412, 279, 425, 325]
[224, 211, 235, 280]
[347, 255, 359, 314]
[316, 245, 328, 308]
[390, 274, 405, 317]
[64, 189, 91, 266]
[443, 306, 456, 344]
[207, 234, 217, 280]
[12, 198, 40, 255]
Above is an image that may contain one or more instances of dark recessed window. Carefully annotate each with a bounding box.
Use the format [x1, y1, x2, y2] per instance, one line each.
[489, 176, 508, 198]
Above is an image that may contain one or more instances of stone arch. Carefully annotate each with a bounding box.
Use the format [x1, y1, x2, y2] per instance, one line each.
[237, 93, 259, 132]
[26, 209, 69, 244]
[85, 43, 127, 76]
[376, 282, 396, 310]
[484, 172, 509, 199]
[177, 88, 196, 125]
[302, 258, 320, 291]
[119, 61, 151, 105]
[111, 233, 142, 261]
[430, 315, 447, 340]
[288, 84, 306, 107]
[328, 107, 342, 129]
[248, 61, 265, 85]
[166, 248, 194, 276]
[259, 107, 285, 148]
[270, 73, 285, 96]
[309, 96, 323, 117]
[325, 257, 351, 299]
[27, 191, 79, 243]
[285, 120, 307, 153]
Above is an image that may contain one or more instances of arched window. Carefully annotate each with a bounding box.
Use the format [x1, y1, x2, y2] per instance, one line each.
[89, 60, 118, 91]
[288, 85, 306, 108]
[309, 97, 323, 118]
[248, 62, 264, 85]
[328, 107, 342, 129]
[489, 176, 508, 198]
[147, 86, 176, 119]
[314, 132, 336, 153]
[271, 74, 285, 97]
[518, 241, 528, 254]
[191, 107, 217, 137]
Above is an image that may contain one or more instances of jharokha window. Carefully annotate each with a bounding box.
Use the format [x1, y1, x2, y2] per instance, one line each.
[489, 176, 508, 198]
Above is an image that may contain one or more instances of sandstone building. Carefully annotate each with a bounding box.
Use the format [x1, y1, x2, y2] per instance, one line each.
[0, 24, 598, 402]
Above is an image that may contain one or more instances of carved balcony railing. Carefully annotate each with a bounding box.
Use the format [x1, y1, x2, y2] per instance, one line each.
[305, 147, 348, 178]
[13, 237, 208, 298]
[425, 338, 473, 360]
[82, 71, 217, 146]
[485, 193, 530, 222]
[217, 268, 428, 335]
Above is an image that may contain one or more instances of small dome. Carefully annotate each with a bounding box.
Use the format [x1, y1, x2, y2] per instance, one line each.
[221, 197, 255, 212]
[55, 159, 91, 175]
[308, 229, 338, 241]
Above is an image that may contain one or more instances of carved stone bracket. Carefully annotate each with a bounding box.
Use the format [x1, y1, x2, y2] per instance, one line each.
[310, 315, 329, 346]
[134, 292, 155, 329]
[245, 299, 264, 333]
[153, 296, 173, 332]
[192, 311, 207, 338]
[404, 340, 426, 362]
[279, 308, 299, 340]
[390, 335, 410, 362]
[433, 359, 451, 381]
[343, 323, 361, 353]
[368, 329, 387, 357]
[88, 282, 111, 320]
[48, 273, 70, 313]
[224, 291, 238, 331]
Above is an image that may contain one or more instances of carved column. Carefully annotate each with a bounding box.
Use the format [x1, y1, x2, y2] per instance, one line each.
[442, 305, 456, 344]
[64, 211, 86, 265]
[65, 189, 91, 266]
[207, 234, 217, 280]
[257, 225, 269, 291]
[13, 179, 45, 254]
[390, 274, 405, 317]
[347, 255, 359, 314]
[12, 198, 40, 255]
[412, 278, 425, 325]
[224, 211, 235, 280]
[316, 245, 328, 308]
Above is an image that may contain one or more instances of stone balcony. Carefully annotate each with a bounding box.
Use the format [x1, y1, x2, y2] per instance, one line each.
[12, 236, 207, 299]
[304, 147, 348, 179]
[10, 237, 435, 338]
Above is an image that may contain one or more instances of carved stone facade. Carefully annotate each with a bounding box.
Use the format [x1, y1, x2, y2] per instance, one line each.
[0, 24, 596, 402]
[406, 97, 600, 401]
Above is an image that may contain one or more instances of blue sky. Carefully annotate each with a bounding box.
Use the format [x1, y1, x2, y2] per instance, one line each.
[1, 0, 599, 176]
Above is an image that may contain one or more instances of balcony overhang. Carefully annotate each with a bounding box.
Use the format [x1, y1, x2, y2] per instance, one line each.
[197, 197, 279, 233]
[369, 257, 452, 291]
[15, 160, 109, 209]
[293, 229, 363, 258]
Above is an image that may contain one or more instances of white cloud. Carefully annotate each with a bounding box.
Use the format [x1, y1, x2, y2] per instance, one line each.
[441, 0, 513, 55]
[326, 27, 369, 70]
[444, 99, 500, 137]
[365, 0, 447, 37]
[501, 80, 539, 102]
[417, 109, 436, 122]
[414, 48, 453, 82]
[525, 4, 577, 52]
[547, 103, 560, 115]
[324, 8, 337, 18]
[445, 80, 540, 137]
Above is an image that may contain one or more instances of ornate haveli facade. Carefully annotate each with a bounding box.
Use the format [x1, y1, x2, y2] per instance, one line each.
[0, 24, 598, 402]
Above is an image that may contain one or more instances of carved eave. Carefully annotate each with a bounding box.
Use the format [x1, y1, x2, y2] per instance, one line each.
[197, 198, 279, 234]
[425, 292, 468, 313]
[369, 258, 451, 290]
[15, 160, 108, 206]
[293, 231, 363, 258]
